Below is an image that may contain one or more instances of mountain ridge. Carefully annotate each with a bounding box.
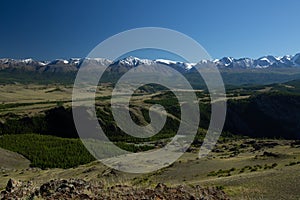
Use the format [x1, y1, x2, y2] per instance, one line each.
[1, 53, 300, 73]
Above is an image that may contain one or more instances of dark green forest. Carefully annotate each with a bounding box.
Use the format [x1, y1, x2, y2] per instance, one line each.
[0, 134, 95, 169]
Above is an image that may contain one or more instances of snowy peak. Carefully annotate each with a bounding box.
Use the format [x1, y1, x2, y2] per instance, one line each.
[48, 59, 70, 65]
[22, 58, 35, 64]
[112, 56, 155, 67]
[253, 55, 279, 68]
[212, 54, 300, 69]
[217, 57, 235, 66]
[83, 58, 112, 66]
[292, 53, 300, 66]
[155, 59, 178, 65]
[155, 59, 196, 70]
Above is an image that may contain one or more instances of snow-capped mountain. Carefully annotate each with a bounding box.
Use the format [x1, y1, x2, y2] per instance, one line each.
[112, 56, 155, 67]
[292, 53, 300, 66]
[155, 59, 196, 70]
[0, 53, 300, 73]
[213, 54, 300, 69]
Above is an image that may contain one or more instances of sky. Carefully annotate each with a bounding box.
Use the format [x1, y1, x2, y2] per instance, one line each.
[0, 0, 300, 61]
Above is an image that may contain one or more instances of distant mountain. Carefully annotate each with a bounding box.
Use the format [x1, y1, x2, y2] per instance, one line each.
[213, 54, 300, 69]
[1, 53, 300, 85]
[1, 53, 300, 73]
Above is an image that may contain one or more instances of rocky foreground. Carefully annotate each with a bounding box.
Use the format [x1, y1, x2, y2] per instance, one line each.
[0, 178, 229, 200]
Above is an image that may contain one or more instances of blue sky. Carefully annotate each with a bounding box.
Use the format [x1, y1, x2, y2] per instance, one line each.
[0, 0, 299, 61]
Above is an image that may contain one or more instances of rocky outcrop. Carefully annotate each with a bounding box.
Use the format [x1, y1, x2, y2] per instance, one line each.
[0, 178, 229, 200]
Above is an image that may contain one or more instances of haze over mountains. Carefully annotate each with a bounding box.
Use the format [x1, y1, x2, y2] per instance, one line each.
[0, 53, 300, 73]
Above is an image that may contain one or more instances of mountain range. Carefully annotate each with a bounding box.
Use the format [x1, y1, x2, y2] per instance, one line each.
[1, 53, 300, 73]
[1, 53, 300, 86]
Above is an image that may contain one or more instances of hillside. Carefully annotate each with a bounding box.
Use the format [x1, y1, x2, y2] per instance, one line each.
[0, 137, 299, 199]
[0, 147, 30, 170]
[225, 93, 300, 139]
